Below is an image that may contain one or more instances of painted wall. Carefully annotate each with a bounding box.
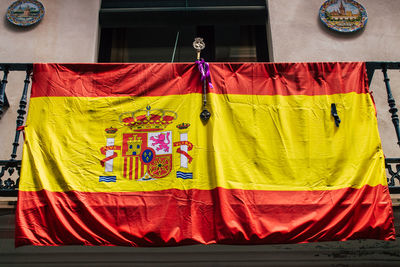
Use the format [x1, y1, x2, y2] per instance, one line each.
[0, 0, 100, 63]
[0, 0, 101, 160]
[267, 0, 400, 62]
[268, 0, 400, 157]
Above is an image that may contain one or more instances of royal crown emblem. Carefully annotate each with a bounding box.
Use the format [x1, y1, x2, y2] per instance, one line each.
[119, 105, 177, 132]
[176, 123, 190, 129]
[105, 127, 118, 134]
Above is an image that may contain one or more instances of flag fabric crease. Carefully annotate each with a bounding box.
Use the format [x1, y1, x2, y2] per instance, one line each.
[15, 62, 395, 247]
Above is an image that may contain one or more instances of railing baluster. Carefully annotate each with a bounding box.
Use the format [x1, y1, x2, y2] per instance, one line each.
[385, 158, 400, 193]
[0, 67, 9, 116]
[382, 63, 400, 146]
[0, 160, 20, 195]
[10, 68, 32, 160]
[0, 64, 32, 195]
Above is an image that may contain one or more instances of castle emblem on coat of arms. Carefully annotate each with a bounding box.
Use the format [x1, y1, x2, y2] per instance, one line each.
[99, 106, 193, 182]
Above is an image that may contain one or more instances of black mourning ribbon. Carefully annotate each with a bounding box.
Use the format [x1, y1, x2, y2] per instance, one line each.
[331, 103, 341, 127]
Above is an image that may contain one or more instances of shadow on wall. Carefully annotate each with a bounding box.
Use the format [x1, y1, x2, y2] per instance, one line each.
[3, 16, 41, 33]
[316, 14, 366, 40]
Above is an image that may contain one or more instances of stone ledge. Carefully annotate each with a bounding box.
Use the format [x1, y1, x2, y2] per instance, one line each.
[0, 197, 17, 209]
[391, 194, 400, 206]
[0, 239, 399, 266]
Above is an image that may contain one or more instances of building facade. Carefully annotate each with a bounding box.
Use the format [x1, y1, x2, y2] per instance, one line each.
[0, 0, 399, 265]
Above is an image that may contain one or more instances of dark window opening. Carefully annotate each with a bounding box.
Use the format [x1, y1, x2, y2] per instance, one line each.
[98, 1, 269, 63]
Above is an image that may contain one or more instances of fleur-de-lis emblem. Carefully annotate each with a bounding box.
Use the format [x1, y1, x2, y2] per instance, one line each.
[144, 151, 152, 161]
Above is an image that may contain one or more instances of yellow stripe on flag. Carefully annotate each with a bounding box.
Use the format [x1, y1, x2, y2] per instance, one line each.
[20, 92, 385, 192]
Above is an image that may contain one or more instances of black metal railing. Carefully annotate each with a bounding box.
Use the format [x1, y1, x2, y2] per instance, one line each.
[0, 62, 400, 196]
[0, 160, 21, 196]
[367, 62, 400, 193]
[385, 158, 400, 193]
[0, 64, 32, 196]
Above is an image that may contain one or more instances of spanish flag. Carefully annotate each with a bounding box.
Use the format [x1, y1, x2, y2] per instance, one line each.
[15, 62, 395, 246]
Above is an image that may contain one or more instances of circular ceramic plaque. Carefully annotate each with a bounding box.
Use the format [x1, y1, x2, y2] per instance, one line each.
[319, 0, 367, 33]
[6, 0, 45, 27]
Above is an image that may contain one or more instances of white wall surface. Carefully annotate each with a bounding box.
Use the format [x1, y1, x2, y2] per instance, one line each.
[0, 0, 101, 159]
[0, 0, 101, 63]
[267, 0, 400, 62]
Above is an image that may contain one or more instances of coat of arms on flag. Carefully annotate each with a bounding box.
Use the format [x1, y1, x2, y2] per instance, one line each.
[99, 105, 193, 181]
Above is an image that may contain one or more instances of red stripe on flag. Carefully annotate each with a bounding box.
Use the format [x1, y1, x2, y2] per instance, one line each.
[135, 157, 138, 180]
[31, 62, 369, 98]
[129, 157, 133, 180]
[15, 185, 395, 247]
[123, 158, 127, 178]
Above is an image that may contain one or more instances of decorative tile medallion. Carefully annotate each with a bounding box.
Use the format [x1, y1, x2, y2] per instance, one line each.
[6, 0, 45, 27]
[319, 0, 367, 33]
